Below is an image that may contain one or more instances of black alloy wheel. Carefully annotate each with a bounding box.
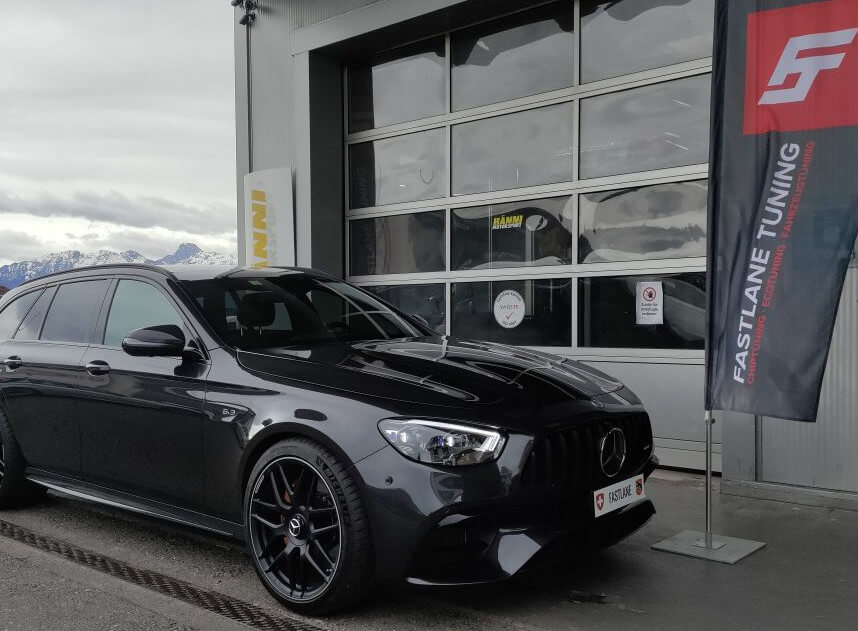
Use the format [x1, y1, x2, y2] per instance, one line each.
[248, 456, 343, 603]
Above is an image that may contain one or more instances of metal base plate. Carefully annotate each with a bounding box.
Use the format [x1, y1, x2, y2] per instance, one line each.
[652, 530, 766, 564]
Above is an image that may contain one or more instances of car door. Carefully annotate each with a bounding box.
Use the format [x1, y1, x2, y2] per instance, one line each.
[2, 280, 111, 478]
[0, 286, 45, 414]
[78, 277, 209, 509]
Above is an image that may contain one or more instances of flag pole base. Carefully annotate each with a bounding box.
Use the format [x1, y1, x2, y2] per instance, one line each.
[652, 530, 765, 564]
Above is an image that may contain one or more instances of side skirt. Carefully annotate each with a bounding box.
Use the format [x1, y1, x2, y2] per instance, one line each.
[26, 469, 245, 539]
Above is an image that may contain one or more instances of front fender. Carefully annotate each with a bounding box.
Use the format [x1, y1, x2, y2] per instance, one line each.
[202, 348, 390, 524]
[236, 420, 386, 499]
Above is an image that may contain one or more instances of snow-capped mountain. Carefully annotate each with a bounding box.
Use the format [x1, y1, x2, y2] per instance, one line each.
[0, 243, 236, 288]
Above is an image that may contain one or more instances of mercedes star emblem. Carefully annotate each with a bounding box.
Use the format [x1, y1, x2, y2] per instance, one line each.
[599, 427, 627, 478]
[288, 516, 304, 538]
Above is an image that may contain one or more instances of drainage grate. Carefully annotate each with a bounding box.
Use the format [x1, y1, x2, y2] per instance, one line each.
[0, 518, 324, 631]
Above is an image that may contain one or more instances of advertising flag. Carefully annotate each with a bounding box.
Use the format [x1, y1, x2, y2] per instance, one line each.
[707, 0, 858, 421]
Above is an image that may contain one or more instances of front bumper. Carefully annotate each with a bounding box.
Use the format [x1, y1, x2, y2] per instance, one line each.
[353, 432, 658, 584]
[406, 494, 656, 586]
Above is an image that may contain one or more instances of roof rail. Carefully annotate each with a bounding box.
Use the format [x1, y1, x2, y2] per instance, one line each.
[15, 263, 178, 288]
[264, 265, 341, 279]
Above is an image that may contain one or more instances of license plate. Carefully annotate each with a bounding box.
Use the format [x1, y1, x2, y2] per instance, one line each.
[593, 474, 645, 517]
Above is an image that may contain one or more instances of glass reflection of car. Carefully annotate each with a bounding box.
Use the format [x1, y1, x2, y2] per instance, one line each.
[0, 265, 657, 615]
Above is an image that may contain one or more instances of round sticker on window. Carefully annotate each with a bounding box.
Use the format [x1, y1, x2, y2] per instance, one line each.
[493, 290, 525, 329]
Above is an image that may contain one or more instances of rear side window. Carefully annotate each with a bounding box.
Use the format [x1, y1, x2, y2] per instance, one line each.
[104, 280, 184, 347]
[40, 281, 110, 344]
[0, 290, 43, 340]
[14, 289, 56, 341]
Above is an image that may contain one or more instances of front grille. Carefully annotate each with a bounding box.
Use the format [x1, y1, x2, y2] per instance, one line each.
[520, 413, 652, 498]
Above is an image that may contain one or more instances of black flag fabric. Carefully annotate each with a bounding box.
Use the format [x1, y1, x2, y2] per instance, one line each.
[707, 0, 858, 421]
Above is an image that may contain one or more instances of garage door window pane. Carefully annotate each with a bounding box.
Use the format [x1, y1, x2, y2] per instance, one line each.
[349, 129, 445, 208]
[578, 273, 705, 349]
[579, 181, 707, 263]
[350, 211, 445, 276]
[348, 38, 446, 132]
[581, 0, 714, 83]
[580, 74, 711, 179]
[452, 196, 574, 270]
[366, 284, 446, 334]
[451, 1, 574, 111]
[451, 279, 571, 346]
[453, 103, 574, 195]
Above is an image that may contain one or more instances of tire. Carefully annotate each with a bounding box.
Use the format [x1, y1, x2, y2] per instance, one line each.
[0, 408, 47, 509]
[244, 438, 374, 616]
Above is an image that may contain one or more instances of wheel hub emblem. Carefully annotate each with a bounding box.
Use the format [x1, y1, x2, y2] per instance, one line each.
[599, 427, 627, 478]
[288, 516, 305, 538]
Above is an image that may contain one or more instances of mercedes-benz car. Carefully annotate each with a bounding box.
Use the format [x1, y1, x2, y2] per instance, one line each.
[0, 265, 657, 614]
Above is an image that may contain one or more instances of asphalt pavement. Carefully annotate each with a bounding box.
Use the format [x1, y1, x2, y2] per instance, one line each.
[0, 470, 856, 631]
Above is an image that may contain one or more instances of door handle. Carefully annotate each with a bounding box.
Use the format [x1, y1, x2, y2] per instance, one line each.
[85, 360, 111, 376]
[2, 356, 22, 370]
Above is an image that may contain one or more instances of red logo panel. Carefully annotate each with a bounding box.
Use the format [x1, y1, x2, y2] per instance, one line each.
[744, 0, 858, 134]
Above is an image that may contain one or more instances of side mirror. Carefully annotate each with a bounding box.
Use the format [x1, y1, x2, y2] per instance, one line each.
[122, 325, 186, 357]
[410, 314, 430, 328]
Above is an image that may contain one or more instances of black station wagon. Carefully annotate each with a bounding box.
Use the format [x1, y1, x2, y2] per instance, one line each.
[0, 265, 657, 614]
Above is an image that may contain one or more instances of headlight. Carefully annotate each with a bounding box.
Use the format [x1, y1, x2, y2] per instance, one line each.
[378, 419, 506, 466]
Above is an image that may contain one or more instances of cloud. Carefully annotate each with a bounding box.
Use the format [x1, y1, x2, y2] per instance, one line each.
[0, 189, 236, 236]
[0, 230, 54, 262]
[0, 0, 237, 259]
[66, 232, 99, 241]
[0, 213, 236, 266]
[0, 1, 236, 203]
[70, 228, 236, 260]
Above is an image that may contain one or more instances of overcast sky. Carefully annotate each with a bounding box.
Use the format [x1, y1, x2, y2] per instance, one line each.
[0, 1, 237, 265]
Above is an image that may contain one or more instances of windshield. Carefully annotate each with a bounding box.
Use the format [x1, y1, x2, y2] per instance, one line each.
[181, 274, 427, 350]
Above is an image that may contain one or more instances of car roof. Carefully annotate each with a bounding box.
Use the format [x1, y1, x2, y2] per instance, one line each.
[164, 265, 338, 282]
[12, 264, 338, 290]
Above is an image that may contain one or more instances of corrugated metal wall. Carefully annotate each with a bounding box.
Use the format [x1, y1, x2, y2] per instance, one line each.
[291, 0, 386, 28]
[761, 267, 858, 493]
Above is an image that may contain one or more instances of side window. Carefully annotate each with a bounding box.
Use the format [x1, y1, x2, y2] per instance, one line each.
[0, 290, 43, 341]
[41, 281, 110, 344]
[14, 288, 56, 341]
[104, 280, 184, 347]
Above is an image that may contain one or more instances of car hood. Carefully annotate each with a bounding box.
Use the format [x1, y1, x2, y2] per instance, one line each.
[236, 337, 624, 409]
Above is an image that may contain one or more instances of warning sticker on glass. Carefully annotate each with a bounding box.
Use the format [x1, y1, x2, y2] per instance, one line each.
[636, 281, 663, 325]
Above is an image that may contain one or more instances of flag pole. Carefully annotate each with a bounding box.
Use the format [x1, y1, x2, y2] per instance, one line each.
[650, 0, 765, 566]
[652, 404, 764, 561]
[704, 409, 713, 548]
